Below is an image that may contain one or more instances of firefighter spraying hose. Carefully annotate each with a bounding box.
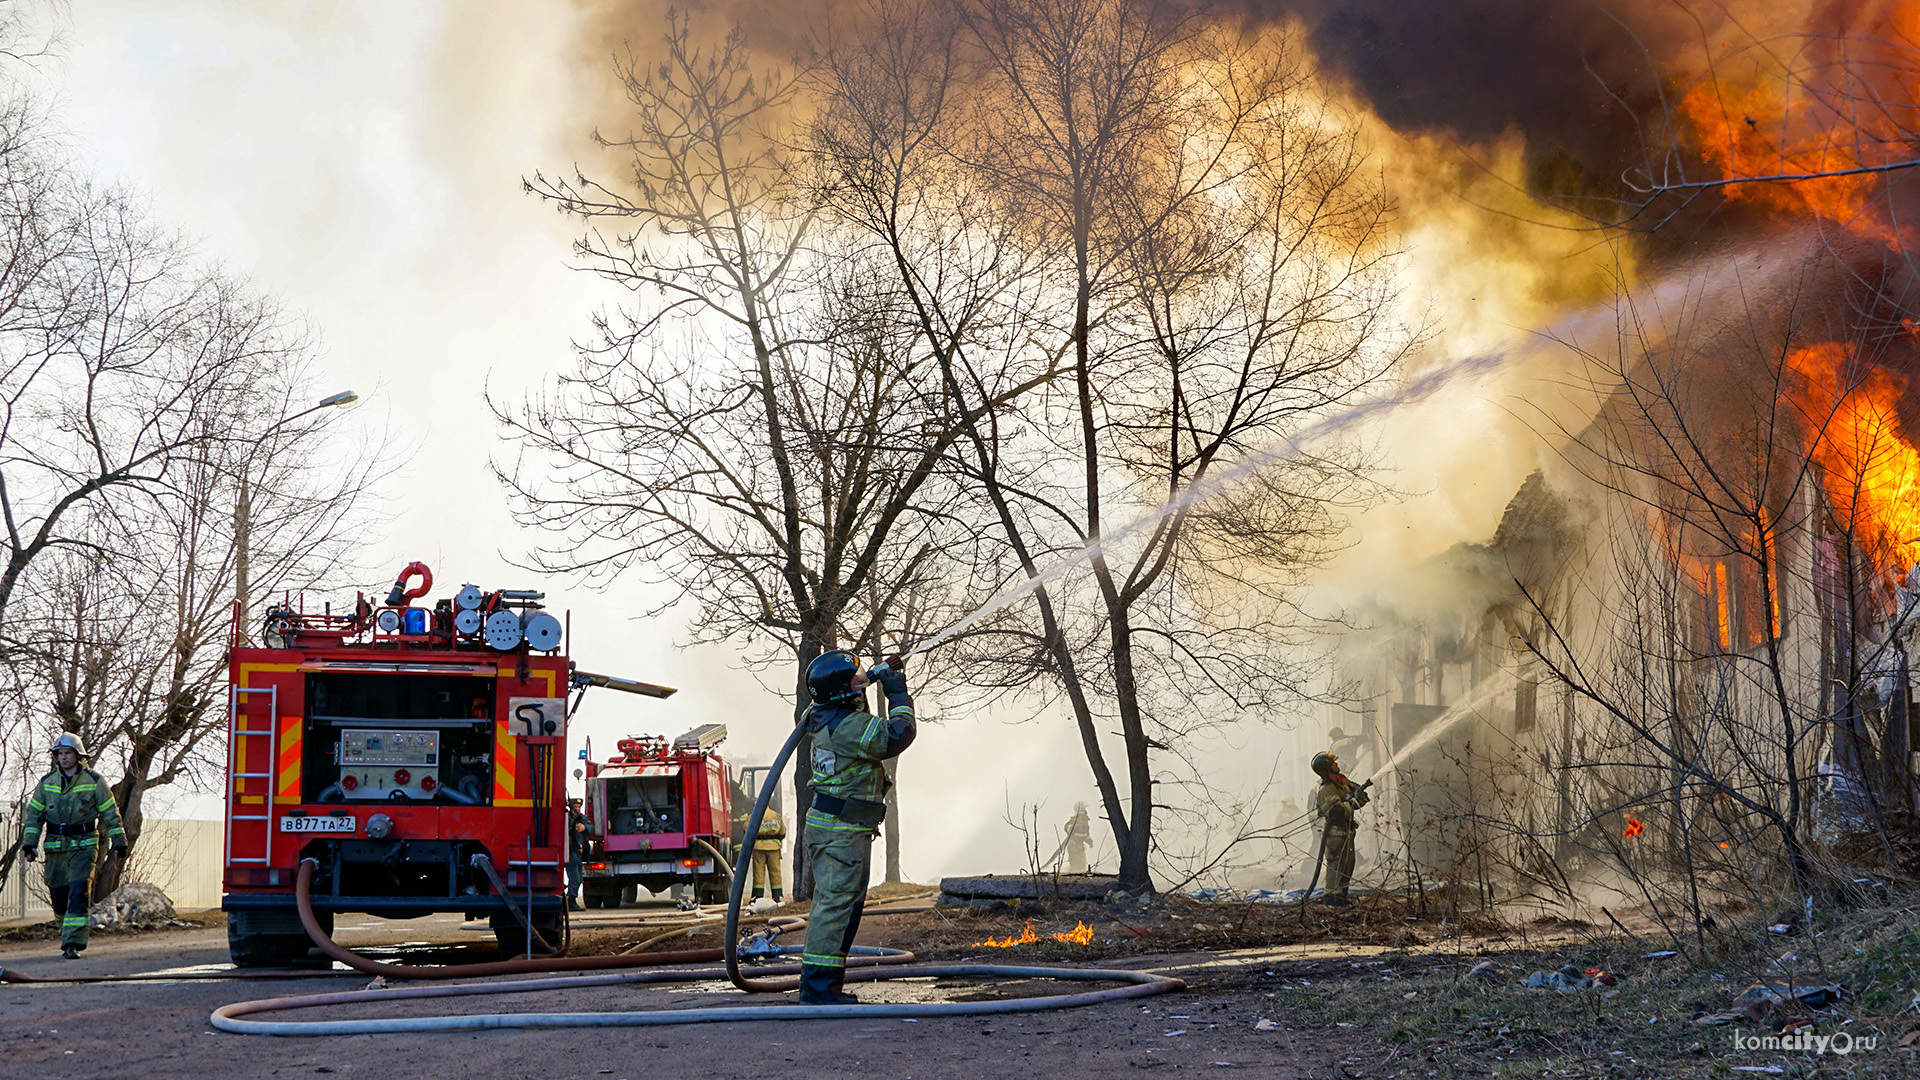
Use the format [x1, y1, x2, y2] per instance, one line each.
[1298, 752, 1373, 908]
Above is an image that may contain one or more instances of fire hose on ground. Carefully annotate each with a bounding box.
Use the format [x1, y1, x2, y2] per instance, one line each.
[204, 697, 1184, 1034]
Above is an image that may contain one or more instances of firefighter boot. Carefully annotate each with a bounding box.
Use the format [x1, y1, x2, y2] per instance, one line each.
[797, 963, 860, 1005]
[773, 890, 784, 903]
[61, 945, 78, 960]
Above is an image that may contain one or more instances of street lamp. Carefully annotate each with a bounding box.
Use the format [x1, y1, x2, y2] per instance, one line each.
[234, 390, 359, 644]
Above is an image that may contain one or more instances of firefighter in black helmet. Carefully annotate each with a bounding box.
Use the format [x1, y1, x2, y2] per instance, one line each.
[1311, 750, 1366, 906]
[796, 649, 915, 1005]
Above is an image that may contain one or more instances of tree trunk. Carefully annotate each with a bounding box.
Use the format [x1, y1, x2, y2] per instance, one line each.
[94, 774, 142, 898]
[1888, 645, 1913, 816]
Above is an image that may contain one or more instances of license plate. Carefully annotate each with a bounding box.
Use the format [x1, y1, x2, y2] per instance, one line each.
[280, 815, 355, 834]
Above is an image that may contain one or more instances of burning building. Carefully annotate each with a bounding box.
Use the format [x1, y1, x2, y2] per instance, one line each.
[1338, 220, 1920, 900]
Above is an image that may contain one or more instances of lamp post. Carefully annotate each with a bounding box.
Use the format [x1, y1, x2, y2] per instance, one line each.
[234, 390, 358, 644]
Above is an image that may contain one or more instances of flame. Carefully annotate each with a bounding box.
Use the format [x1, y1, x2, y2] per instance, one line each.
[1623, 814, 1645, 839]
[1668, 5, 1920, 245]
[976, 919, 1096, 947]
[979, 921, 1041, 947]
[1676, 79, 1886, 232]
[1053, 920, 1096, 945]
[1786, 343, 1920, 578]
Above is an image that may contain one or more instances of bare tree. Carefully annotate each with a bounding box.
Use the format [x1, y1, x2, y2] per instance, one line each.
[501, 11, 1042, 895]
[0, 74, 387, 892]
[817, 0, 1412, 890]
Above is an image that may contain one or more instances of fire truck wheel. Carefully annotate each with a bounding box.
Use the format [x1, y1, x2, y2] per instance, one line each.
[619, 883, 637, 906]
[582, 880, 621, 909]
[228, 909, 332, 968]
[695, 879, 729, 906]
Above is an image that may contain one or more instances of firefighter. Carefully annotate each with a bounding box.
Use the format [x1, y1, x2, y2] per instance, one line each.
[1310, 750, 1367, 906]
[750, 805, 787, 904]
[565, 797, 588, 911]
[798, 650, 915, 1005]
[20, 734, 127, 959]
[1062, 802, 1092, 873]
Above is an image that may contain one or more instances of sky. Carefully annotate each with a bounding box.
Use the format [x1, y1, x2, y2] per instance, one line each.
[37, 0, 1241, 886]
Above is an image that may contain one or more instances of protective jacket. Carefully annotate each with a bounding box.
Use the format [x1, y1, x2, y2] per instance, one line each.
[1064, 809, 1091, 842]
[22, 767, 126, 853]
[1315, 776, 1358, 834]
[804, 692, 915, 835]
[754, 809, 787, 850]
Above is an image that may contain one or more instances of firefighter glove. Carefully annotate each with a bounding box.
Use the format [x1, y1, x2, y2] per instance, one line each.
[875, 655, 908, 696]
[1351, 788, 1370, 809]
[111, 845, 128, 860]
[21, 846, 36, 862]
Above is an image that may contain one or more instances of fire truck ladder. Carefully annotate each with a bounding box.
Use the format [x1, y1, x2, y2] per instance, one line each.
[226, 685, 280, 869]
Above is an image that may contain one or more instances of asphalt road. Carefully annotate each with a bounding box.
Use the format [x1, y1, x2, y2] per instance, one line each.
[0, 911, 1341, 1079]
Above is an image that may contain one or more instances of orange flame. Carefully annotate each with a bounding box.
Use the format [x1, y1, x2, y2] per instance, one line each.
[1786, 343, 1920, 578]
[1623, 814, 1644, 839]
[979, 921, 1041, 947]
[1666, 7, 1920, 247]
[1676, 80, 1886, 231]
[1053, 920, 1096, 945]
[976, 919, 1096, 947]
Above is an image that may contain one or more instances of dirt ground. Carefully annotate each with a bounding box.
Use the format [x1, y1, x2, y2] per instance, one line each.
[2, 885, 1915, 1078]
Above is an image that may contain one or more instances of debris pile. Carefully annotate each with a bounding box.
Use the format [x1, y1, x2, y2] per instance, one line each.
[88, 882, 177, 930]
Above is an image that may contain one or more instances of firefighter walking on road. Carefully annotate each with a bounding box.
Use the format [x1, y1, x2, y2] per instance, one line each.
[1311, 750, 1367, 906]
[21, 734, 127, 959]
[798, 650, 916, 1005]
[750, 804, 787, 904]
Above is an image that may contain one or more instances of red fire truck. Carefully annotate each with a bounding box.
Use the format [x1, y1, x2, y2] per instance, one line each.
[578, 727, 781, 907]
[222, 563, 673, 965]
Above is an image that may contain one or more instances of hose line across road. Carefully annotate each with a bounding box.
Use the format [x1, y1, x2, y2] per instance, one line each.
[209, 949, 1185, 1035]
[207, 712, 1184, 1035]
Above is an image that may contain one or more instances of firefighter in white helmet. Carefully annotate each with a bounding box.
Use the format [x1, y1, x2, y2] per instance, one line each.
[1311, 750, 1365, 906]
[21, 733, 127, 958]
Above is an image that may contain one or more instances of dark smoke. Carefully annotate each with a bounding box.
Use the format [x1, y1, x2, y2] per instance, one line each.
[1251, 0, 1669, 197]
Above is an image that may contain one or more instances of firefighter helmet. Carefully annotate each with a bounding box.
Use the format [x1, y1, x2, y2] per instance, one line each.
[1310, 751, 1339, 779]
[806, 650, 865, 705]
[51, 732, 87, 758]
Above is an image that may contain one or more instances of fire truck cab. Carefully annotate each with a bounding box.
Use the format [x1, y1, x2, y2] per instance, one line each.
[222, 568, 672, 965]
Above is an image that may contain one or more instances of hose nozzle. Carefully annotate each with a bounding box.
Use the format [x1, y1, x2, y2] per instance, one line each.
[866, 653, 907, 680]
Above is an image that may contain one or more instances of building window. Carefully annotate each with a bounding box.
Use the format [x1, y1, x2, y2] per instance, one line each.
[1694, 550, 1781, 654]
